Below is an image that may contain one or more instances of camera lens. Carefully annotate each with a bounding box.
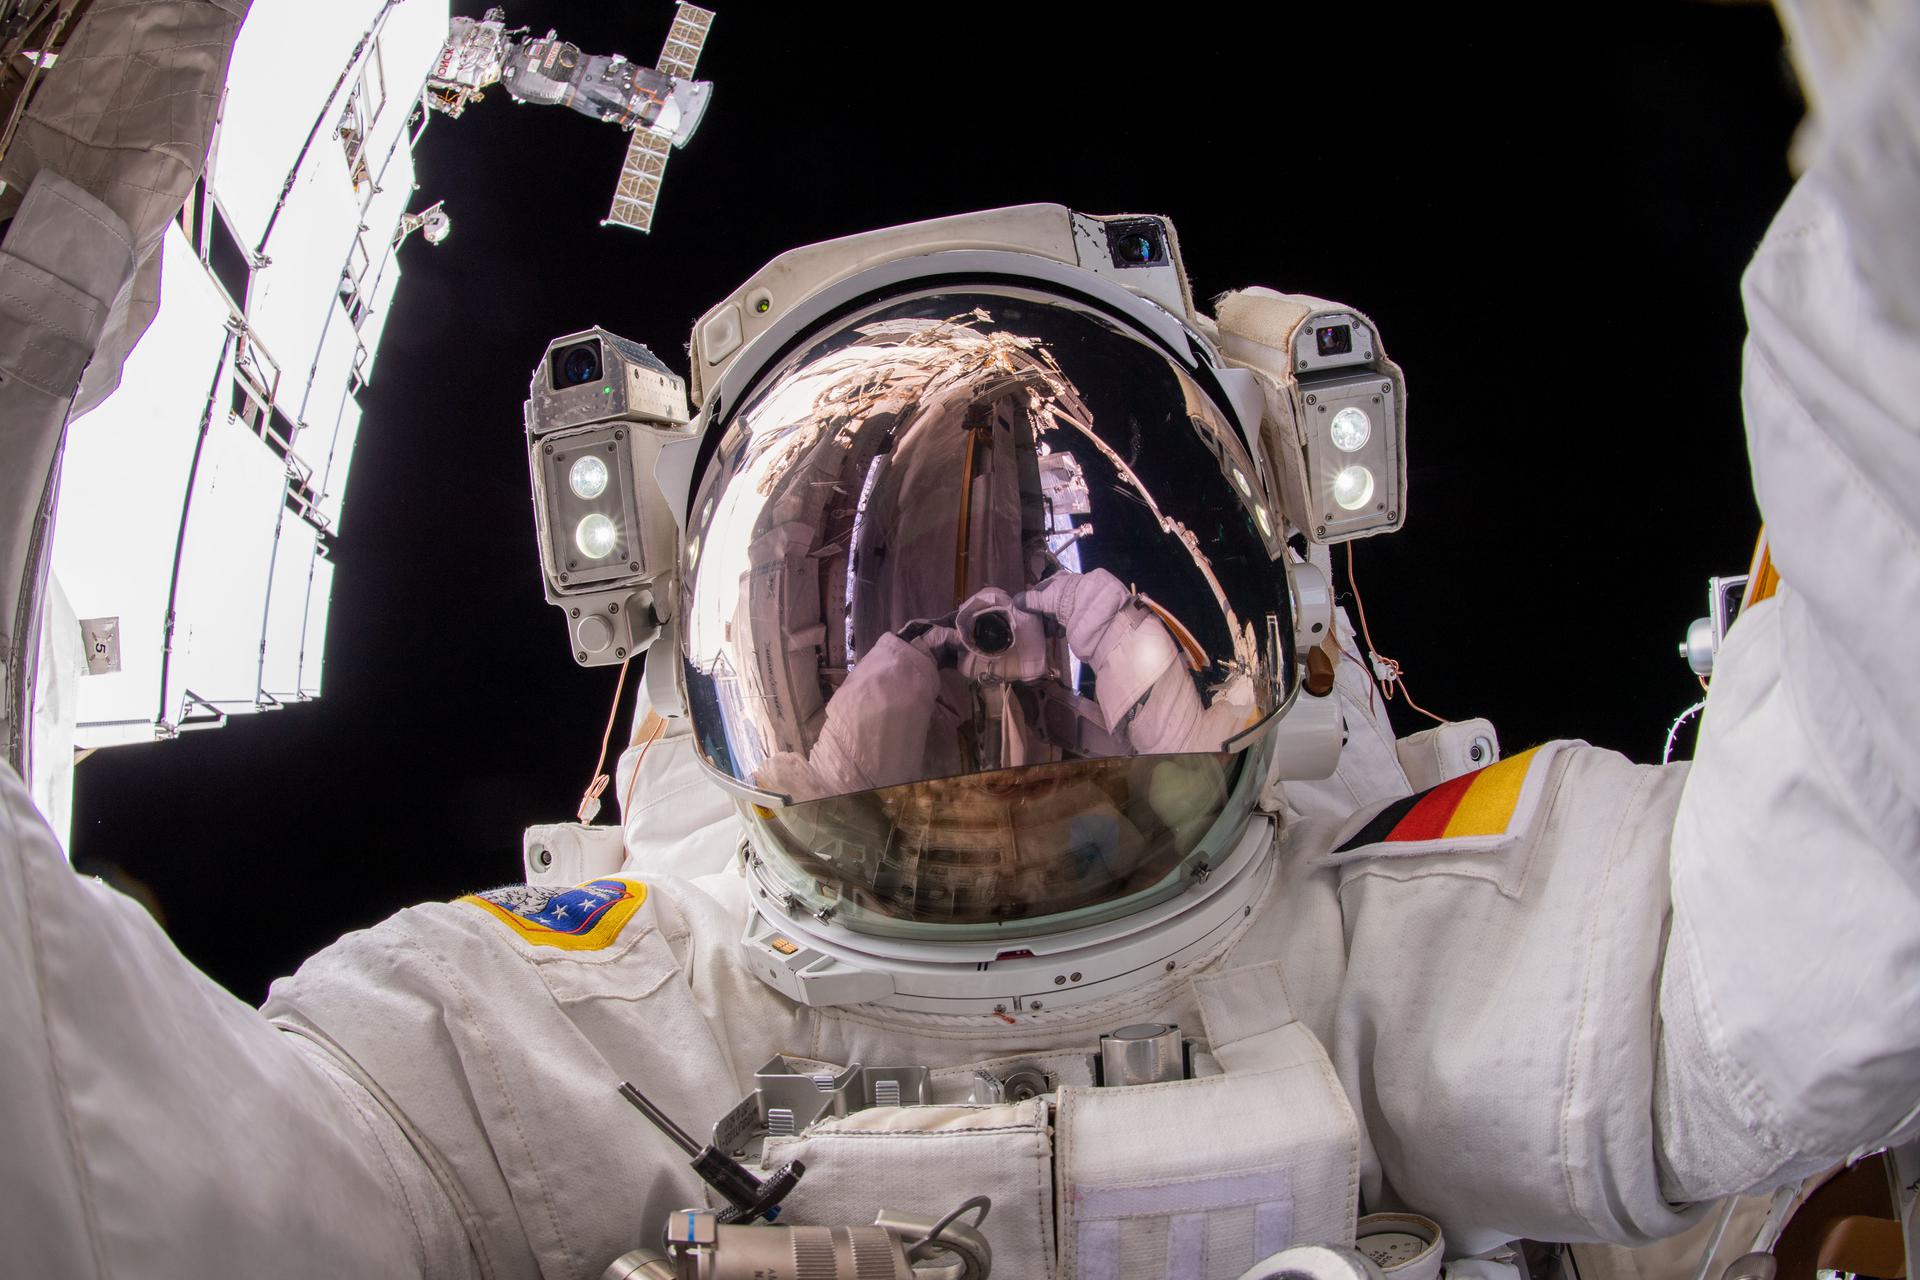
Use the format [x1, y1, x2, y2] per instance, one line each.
[1105, 221, 1165, 269]
[1315, 324, 1353, 357]
[971, 611, 1013, 654]
[552, 339, 604, 388]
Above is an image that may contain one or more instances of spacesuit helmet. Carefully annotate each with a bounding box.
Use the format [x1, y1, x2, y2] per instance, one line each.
[675, 231, 1298, 944]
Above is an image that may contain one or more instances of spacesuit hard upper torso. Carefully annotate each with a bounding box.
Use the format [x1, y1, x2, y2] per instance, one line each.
[250, 719, 1690, 1280]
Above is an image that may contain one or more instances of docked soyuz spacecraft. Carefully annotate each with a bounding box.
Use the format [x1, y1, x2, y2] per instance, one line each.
[425, 3, 716, 232]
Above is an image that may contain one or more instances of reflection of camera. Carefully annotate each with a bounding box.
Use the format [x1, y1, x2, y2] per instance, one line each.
[551, 338, 604, 388]
[969, 610, 1013, 654]
[1104, 220, 1166, 269]
[955, 588, 1049, 682]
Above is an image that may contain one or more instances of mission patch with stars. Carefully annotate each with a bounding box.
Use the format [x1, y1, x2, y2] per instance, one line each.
[458, 877, 648, 950]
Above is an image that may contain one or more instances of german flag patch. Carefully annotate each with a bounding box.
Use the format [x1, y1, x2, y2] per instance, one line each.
[459, 877, 648, 951]
[1321, 742, 1566, 864]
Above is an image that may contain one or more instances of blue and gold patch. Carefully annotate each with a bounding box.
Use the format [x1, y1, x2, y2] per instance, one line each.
[459, 877, 647, 950]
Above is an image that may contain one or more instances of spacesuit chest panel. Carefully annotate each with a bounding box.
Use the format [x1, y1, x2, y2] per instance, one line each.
[761, 961, 1358, 1280]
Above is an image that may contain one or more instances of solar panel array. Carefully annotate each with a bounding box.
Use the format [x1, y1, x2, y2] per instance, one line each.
[603, 3, 714, 233]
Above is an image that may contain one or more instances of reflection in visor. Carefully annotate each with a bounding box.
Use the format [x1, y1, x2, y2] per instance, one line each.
[743, 752, 1248, 938]
[681, 288, 1292, 806]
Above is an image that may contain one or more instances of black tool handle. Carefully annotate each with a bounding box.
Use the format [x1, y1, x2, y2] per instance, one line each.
[621, 1081, 806, 1225]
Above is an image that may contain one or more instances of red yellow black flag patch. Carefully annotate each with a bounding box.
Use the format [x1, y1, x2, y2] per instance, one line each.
[1325, 742, 1566, 863]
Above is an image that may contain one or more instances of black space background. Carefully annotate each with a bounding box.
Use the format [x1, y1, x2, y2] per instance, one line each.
[66, 3, 1803, 1005]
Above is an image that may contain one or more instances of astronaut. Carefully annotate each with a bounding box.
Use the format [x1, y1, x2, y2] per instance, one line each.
[3, 8, 1919, 1279]
[757, 565, 1254, 806]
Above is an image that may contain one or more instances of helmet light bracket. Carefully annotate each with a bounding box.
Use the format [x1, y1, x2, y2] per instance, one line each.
[523, 327, 698, 667]
[1211, 289, 1409, 547]
[687, 205, 1195, 408]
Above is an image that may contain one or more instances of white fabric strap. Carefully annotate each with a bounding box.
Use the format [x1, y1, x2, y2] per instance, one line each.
[1256, 1202, 1293, 1258]
[1075, 1188, 1291, 1280]
[1169, 1213, 1208, 1275]
[1074, 1193, 1292, 1278]
[1079, 1220, 1119, 1277]
[1080, 1170, 1293, 1219]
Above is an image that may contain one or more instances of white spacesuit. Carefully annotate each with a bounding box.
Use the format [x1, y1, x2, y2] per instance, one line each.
[4, 8, 1919, 1278]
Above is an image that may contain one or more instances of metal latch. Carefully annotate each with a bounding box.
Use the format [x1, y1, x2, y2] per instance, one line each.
[712, 1055, 930, 1152]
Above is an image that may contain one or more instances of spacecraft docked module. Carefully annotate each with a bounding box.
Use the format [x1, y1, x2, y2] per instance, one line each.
[425, 3, 716, 233]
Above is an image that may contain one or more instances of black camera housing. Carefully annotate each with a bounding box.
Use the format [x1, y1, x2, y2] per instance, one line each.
[1104, 219, 1168, 270]
[551, 338, 605, 389]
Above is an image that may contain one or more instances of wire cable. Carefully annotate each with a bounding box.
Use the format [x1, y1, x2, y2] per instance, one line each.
[1345, 543, 1448, 726]
[1664, 699, 1708, 765]
[906, 1195, 992, 1262]
[577, 655, 633, 823]
[620, 713, 668, 822]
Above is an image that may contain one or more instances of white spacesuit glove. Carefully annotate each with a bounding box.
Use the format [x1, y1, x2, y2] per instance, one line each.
[1016, 567, 1255, 754]
[755, 629, 942, 798]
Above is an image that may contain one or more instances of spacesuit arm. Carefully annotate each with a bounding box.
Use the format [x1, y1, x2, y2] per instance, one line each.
[1655, 8, 1920, 1200]
[0, 763, 472, 1278]
[1017, 567, 1253, 753]
[755, 629, 942, 797]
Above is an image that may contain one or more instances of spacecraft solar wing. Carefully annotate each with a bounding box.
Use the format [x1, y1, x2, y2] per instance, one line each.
[657, 3, 715, 80]
[602, 4, 715, 232]
[604, 128, 672, 233]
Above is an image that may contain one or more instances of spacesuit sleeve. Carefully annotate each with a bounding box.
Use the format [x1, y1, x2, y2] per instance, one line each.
[0, 763, 473, 1279]
[1654, 16, 1920, 1200]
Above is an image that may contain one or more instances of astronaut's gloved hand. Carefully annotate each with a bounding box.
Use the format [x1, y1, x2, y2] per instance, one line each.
[896, 615, 966, 668]
[1017, 567, 1254, 753]
[1015, 567, 1141, 659]
[755, 630, 940, 798]
[1018, 567, 1181, 727]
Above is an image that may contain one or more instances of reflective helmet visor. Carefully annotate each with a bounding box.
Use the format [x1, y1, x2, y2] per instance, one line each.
[679, 284, 1291, 935]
